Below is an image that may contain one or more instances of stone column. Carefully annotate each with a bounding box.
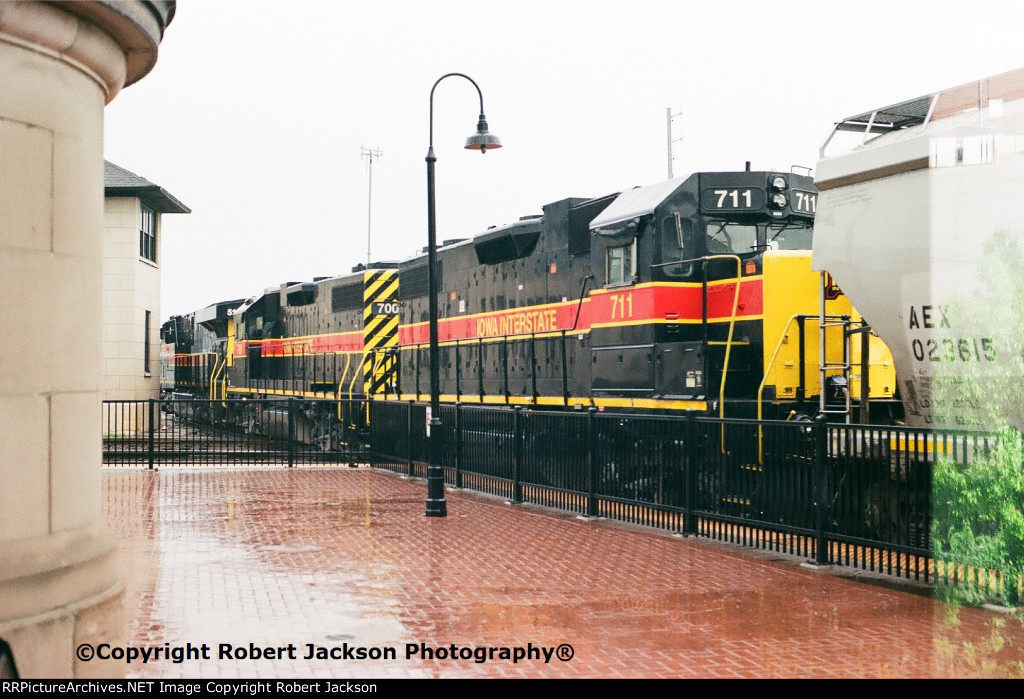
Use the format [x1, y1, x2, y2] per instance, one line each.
[0, 1, 175, 678]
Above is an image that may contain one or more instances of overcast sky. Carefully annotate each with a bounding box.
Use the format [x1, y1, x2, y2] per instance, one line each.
[102, 0, 1024, 319]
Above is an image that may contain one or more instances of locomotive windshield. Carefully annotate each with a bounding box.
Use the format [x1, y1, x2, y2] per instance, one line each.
[705, 222, 758, 255]
[767, 221, 813, 250]
[656, 218, 814, 280]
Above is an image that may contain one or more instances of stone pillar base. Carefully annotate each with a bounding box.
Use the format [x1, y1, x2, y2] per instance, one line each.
[0, 524, 124, 678]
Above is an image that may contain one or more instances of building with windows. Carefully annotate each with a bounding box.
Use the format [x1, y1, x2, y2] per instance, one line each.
[102, 161, 189, 401]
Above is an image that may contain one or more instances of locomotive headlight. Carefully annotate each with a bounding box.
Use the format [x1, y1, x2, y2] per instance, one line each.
[771, 192, 787, 208]
[771, 176, 787, 190]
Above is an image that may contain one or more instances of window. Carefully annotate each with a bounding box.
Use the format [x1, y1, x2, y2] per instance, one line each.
[767, 222, 814, 250]
[658, 214, 694, 279]
[705, 222, 758, 255]
[139, 203, 157, 262]
[144, 310, 151, 375]
[606, 241, 635, 286]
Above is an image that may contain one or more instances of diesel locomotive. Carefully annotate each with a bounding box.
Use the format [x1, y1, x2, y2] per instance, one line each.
[162, 167, 897, 444]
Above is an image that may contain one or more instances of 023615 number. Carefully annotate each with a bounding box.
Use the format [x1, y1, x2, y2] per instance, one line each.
[911, 337, 996, 362]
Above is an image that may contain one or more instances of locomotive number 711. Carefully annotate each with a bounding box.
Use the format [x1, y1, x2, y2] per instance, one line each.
[715, 189, 752, 208]
[610, 292, 633, 320]
[701, 187, 764, 211]
[793, 191, 816, 213]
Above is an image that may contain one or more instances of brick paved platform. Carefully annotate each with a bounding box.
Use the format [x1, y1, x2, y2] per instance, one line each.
[102, 467, 1024, 678]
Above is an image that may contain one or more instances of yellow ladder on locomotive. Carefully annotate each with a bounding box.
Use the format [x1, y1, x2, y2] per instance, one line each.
[818, 271, 852, 423]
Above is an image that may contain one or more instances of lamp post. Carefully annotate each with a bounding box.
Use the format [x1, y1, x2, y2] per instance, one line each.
[425, 73, 502, 517]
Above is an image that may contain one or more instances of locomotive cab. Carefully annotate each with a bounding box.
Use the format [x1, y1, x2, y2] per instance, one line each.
[586, 169, 891, 417]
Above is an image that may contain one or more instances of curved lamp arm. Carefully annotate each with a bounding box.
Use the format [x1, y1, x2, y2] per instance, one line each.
[428, 72, 502, 154]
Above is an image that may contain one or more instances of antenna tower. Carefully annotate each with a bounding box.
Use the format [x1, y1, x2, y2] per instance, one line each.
[361, 146, 383, 267]
[666, 108, 683, 178]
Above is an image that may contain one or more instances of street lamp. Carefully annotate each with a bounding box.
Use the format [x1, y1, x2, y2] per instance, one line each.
[425, 72, 502, 518]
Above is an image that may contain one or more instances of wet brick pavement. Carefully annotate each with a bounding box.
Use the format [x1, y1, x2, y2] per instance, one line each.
[102, 467, 1024, 678]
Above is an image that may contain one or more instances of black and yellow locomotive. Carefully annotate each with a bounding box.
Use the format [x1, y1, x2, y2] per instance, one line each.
[163, 168, 896, 436]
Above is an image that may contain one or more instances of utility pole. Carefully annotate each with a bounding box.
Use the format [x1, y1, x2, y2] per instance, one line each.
[666, 108, 683, 178]
[361, 146, 383, 267]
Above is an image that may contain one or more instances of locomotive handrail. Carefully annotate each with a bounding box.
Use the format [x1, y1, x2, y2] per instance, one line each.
[655, 253, 745, 420]
[699, 255, 742, 420]
[756, 314, 813, 463]
[348, 349, 370, 401]
[561, 330, 569, 406]
[204, 353, 214, 399]
[334, 351, 354, 422]
[694, 254, 743, 454]
[219, 362, 229, 406]
[757, 314, 815, 421]
[571, 274, 593, 331]
[203, 351, 219, 401]
[363, 348, 390, 423]
[370, 349, 389, 396]
[211, 351, 228, 403]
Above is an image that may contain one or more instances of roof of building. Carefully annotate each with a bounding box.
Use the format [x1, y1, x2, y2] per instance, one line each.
[104, 160, 190, 213]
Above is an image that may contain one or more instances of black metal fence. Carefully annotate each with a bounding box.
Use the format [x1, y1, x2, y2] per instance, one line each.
[369, 401, 1015, 596]
[102, 397, 368, 467]
[103, 397, 1017, 600]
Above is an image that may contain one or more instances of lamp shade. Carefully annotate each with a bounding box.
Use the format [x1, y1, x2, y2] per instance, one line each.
[465, 114, 502, 152]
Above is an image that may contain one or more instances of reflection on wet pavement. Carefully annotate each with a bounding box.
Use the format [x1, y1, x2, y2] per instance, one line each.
[102, 468, 1024, 678]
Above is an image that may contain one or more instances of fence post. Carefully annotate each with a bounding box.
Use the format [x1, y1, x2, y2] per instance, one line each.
[454, 402, 463, 489]
[147, 398, 156, 471]
[287, 397, 295, 469]
[683, 409, 697, 535]
[512, 406, 523, 504]
[813, 414, 829, 565]
[407, 399, 415, 477]
[586, 407, 598, 517]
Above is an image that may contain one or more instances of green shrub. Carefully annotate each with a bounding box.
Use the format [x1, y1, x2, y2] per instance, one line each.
[932, 429, 1024, 606]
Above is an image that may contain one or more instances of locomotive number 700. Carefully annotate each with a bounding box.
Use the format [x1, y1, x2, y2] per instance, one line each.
[374, 301, 400, 315]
